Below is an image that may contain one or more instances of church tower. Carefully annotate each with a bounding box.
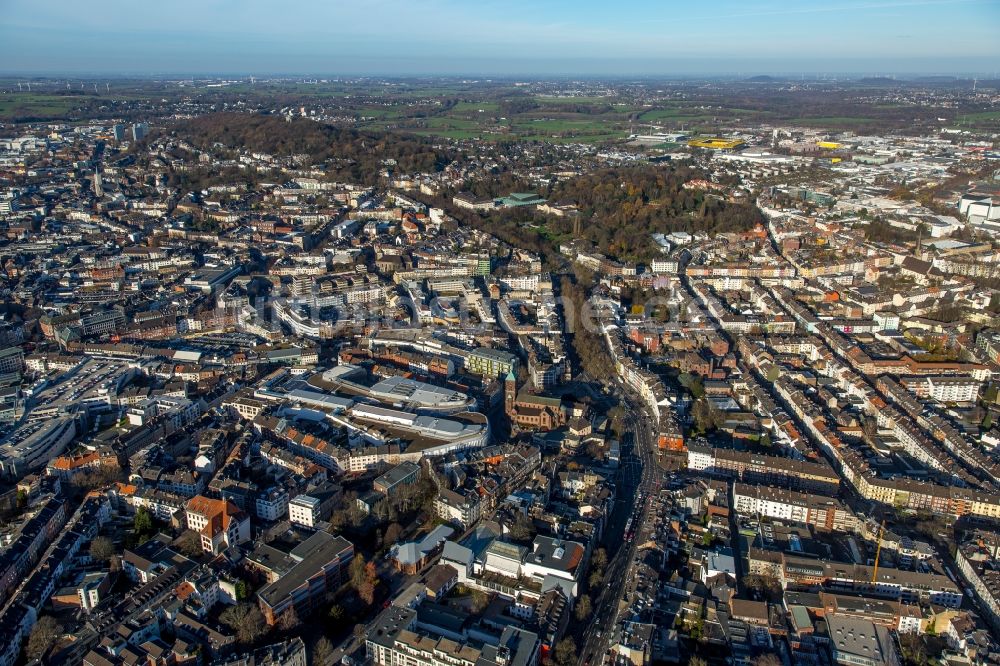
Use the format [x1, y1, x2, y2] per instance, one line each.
[504, 369, 516, 417]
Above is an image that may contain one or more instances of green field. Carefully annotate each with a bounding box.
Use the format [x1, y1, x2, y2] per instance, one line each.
[355, 107, 410, 119]
[516, 131, 626, 144]
[409, 129, 487, 140]
[960, 110, 1000, 120]
[0, 80, 705, 144]
[957, 110, 1000, 128]
[514, 118, 611, 131]
[417, 117, 481, 129]
[449, 101, 500, 113]
[3, 77, 976, 144]
[0, 92, 83, 118]
[640, 107, 701, 120]
[534, 95, 615, 104]
[406, 127, 626, 144]
[351, 94, 632, 143]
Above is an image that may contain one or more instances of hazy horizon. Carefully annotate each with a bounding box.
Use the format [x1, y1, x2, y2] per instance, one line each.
[1, 0, 998, 77]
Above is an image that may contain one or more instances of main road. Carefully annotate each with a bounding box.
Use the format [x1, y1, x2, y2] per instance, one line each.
[578, 393, 661, 665]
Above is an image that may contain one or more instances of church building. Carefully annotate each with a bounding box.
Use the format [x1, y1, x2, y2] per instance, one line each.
[504, 370, 569, 430]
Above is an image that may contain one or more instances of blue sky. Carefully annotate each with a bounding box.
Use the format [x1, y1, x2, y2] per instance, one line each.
[1, 0, 998, 75]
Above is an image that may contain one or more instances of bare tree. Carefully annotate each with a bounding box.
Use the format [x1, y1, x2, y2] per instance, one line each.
[358, 580, 376, 605]
[471, 590, 489, 613]
[508, 513, 535, 543]
[89, 536, 115, 562]
[312, 636, 335, 666]
[174, 530, 203, 558]
[692, 398, 723, 432]
[329, 510, 345, 530]
[372, 499, 390, 523]
[25, 616, 62, 662]
[351, 558, 379, 605]
[346, 502, 367, 525]
[71, 465, 124, 491]
[589, 571, 603, 589]
[574, 594, 592, 622]
[742, 574, 783, 602]
[553, 638, 577, 666]
[383, 522, 403, 547]
[220, 602, 269, 644]
[278, 606, 300, 631]
[349, 554, 367, 589]
[751, 654, 782, 666]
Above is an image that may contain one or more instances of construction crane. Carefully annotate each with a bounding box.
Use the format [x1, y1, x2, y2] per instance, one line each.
[871, 519, 886, 583]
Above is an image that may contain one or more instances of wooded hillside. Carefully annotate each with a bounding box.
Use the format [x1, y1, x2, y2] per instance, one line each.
[546, 165, 763, 261]
[172, 112, 453, 182]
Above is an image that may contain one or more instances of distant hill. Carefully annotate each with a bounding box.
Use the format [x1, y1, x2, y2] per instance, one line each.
[745, 75, 775, 82]
[171, 112, 453, 182]
[857, 77, 898, 85]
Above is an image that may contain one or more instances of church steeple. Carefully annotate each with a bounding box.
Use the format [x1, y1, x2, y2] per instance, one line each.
[504, 369, 516, 416]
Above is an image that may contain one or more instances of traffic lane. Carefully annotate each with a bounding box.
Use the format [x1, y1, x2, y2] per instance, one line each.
[580, 405, 659, 664]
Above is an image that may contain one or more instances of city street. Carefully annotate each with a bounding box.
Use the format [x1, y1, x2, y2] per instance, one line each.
[578, 395, 661, 665]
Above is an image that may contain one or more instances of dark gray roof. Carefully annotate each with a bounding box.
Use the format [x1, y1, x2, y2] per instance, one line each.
[257, 532, 353, 609]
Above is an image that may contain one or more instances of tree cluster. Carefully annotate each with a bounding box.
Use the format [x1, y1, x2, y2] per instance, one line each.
[507, 513, 537, 544]
[173, 112, 453, 184]
[691, 398, 724, 433]
[552, 637, 577, 666]
[349, 555, 380, 605]
[545, 165, 764, 262]
[742, 574, 784, 603]
[220, 602, 269, 645]
[127, 506, 157, 548]
[863, 218, 923, 245]
[588, 547, 608, 589]
[25, 616, 61, 662]
[89, 536, 115, 562]
[560, 275, 616, 378]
